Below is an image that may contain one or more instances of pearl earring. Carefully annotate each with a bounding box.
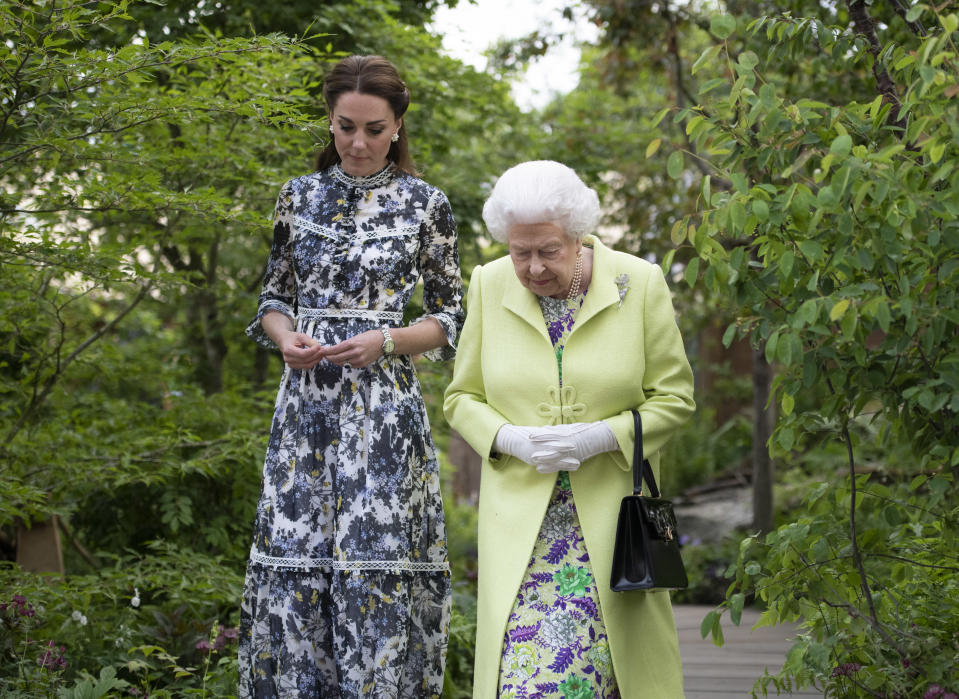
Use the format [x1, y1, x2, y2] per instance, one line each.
[329, 123, 334, 133]
[391, 132, 399, 143]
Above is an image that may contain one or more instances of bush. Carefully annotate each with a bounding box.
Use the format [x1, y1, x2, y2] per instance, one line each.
[0, 545, 243, 698]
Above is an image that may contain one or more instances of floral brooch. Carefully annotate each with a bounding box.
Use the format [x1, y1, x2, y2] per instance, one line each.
[615, 273, 630, 308]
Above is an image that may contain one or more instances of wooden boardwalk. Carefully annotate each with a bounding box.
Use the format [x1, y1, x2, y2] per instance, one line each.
[675, 605, 823, 698]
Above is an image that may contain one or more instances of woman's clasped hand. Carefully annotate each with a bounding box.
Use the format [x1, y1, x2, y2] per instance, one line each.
[494, 421, 619, 474]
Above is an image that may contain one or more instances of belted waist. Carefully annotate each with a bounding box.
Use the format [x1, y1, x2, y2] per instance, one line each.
[297, 307, 403, 323]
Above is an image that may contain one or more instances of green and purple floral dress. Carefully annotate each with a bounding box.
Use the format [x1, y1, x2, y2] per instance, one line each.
[498, 279, 620, 699]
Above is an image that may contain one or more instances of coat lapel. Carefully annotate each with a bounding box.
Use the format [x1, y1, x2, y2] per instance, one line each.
[501, 235, 622, 342]
[572, 235, 621, 331]
[502, 272, 551, 343]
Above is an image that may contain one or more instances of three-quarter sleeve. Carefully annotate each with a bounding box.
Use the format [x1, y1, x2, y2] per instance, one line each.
[411, 188, 465, 361]
[246, 181, 296, 349]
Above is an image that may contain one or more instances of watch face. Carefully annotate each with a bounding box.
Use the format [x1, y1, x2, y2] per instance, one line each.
[383, 337, 395, 354]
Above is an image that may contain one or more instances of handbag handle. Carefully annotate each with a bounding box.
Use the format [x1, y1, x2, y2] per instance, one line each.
[631, 410, 661, 498]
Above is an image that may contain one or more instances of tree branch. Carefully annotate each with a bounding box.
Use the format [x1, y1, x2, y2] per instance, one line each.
[846, 0, 907, 130]
[3, 282, 153, 448]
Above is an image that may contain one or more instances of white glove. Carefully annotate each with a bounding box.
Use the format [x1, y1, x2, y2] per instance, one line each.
[529, 421, 618, 473]
[494, 424, 581, 472]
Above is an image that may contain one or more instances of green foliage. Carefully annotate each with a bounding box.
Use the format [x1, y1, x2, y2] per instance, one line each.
[668, 5, 959, 696]
[2, 0, 531, 695]
[1, 545, 242, 697]
[705, 473, 959, 696]
[661, 409, 752, 494]
[670, 535, 741, 606]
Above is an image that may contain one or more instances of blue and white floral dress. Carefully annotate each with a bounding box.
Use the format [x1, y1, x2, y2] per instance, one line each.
[239, 163, 463, 698]
[498, 280, 620, 699]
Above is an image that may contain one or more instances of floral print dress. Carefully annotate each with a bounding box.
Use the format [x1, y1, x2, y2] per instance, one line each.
[239, 164, 464, 698]
[498, 281, 620, 699]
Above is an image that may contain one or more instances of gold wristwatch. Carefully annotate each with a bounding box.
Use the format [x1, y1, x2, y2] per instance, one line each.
[380, 327, 395, 356]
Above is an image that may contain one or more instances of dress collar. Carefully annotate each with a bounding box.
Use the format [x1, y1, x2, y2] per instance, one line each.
[330, 162, 397, 189]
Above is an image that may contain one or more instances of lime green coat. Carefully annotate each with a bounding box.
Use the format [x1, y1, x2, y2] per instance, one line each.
[443, 236, 695, 698]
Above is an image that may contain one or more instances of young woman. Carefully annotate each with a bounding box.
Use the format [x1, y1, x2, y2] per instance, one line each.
[239, 55, 463, 698]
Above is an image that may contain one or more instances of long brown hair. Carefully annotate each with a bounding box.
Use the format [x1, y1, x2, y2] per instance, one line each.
[315, 55, 417, 176]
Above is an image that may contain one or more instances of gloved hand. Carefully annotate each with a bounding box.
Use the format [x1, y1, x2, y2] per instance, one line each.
[494, 424, 581, 472]
[529, 421, 618, 472]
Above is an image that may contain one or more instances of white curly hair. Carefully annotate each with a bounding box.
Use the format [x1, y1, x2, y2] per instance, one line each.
[482, 160, 601, 243]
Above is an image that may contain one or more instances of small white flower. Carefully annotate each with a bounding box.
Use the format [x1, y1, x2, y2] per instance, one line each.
[131, 588, 140, 608]
[71, 610, 88, 626]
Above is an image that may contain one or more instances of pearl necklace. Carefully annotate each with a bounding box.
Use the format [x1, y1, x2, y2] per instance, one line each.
[566, 249, 584, 300]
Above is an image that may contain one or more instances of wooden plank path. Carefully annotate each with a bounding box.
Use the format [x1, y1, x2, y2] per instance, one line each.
[675, 605, 823, 698]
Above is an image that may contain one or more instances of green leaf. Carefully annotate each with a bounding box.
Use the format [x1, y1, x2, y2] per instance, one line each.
[765, 330, 780, 364]
[722, 323, 738, 348]
[796, 299, 819, 327]
[729, 593, 746, 625]
[710, 15, 737, 39]
[876, 299, 891, 332]
[700, 609, 720, 640]
[670, 219, 687, 245]
[667, 150, 684, 179]
[829, 133, 852, 156]
[779, 250, 795, 279]
[651, 107, 671, 128]
[781, 392, 795, 416]
[753, 199, 769, 221]
[799, 240, 824, 262]
[646, 138, 662, 159]
[738, 51, 759, 71]
[692, 44, 723, 75]
[830, 298, 851, 321]
[929, 141, 946, 164]
[731, 173, 748, 194]
[684, 257, 700, 287]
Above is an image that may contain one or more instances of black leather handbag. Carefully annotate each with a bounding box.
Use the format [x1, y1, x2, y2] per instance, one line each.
[610, 410, 689, 591]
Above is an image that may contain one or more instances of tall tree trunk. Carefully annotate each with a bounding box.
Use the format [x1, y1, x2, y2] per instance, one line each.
[752, 348, 775, 534]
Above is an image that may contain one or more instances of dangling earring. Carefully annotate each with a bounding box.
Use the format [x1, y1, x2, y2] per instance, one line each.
[391, 131, 399, 143]
[329, 123, 334, 134]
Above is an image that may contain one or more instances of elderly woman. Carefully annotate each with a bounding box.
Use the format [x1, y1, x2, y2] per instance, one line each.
[444, 160, 695, 698]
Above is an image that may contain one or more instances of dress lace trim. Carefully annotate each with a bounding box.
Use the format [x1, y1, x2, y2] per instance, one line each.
[353, 225, 419, 243]
[250, 549, 449, 573]
[330, 163, 396, 189]
[294, 215, 418, 244]
[293, 215, 339, 240]
[297, 307, 403, 323]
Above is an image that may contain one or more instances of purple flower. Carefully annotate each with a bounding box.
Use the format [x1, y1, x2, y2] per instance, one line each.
[37, 640, 67, 671]
[831, 662, 862, 678]
[195, 639, 212, 653]
[7, 595, 37, 617]
[923, 685, 943, 699]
